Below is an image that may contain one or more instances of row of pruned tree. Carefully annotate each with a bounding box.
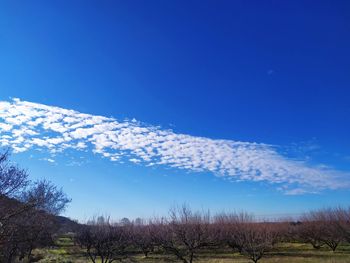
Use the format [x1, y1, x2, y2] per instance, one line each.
[295, 207, 350, 251]
[76, 206, 350, 263]
[0, 151, 71, 263]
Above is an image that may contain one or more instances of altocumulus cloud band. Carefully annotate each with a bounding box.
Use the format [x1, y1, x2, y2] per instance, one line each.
[0, 98, 348, 194]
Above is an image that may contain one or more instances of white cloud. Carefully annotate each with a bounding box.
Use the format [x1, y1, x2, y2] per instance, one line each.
[0, 98, 349, 194]
[41, 158, 55, 163]
[0, 123, 13, 131]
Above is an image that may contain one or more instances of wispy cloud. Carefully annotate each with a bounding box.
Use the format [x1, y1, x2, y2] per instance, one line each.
[0, 98, 349, 193]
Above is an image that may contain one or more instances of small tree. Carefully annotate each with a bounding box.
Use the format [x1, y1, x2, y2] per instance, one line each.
[214, 213, 278, 263]
[299, 208, 345, 252]
[334, 207, 350, 242]
[151, 205, 211, 263]
[317, 209, 344, 252]
[296, 220, 325, 249]
[77, 216, 131, 263]
[214, 212, 253, 253]
[239, 223, 276, 263]
[131, 223, 154, 257]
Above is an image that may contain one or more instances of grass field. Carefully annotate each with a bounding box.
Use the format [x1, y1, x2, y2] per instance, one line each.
[33, 236, 350, 263]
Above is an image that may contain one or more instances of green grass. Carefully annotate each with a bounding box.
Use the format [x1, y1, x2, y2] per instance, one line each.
[33, 237, 350, 263]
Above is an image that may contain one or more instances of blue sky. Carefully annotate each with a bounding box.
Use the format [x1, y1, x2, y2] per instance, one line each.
[0, 1, 349, 220]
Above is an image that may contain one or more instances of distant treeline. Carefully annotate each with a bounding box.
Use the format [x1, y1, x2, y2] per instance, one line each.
[0, 151, 349, 263]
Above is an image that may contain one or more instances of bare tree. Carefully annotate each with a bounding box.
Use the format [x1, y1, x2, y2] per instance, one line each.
[0, 200, 60, 262]
[0, 151, 71, 262]
[0, 150, 29, 197]
[151, 205, 211, 263]
[20, 179, 71, 215]
[76, 216, 131, 263]
[0, 151, 31, 229]
[299, 208, 345, 251]
[317, 209, 344, 251]
[334, 207, 350, 242]
[214, 212, 254, 253]
[296, 220, 325, 249]
[131, 222, 154, 257]
[239, 223, 276, 263]
[214, 213, 279, 263]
